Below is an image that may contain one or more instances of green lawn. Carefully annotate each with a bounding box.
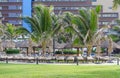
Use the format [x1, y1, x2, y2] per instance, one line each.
[0, 64, 120, 78]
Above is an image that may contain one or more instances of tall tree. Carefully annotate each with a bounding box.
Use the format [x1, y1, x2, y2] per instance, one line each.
[23, 4, 62, 56]
[113, 0, 120, 9]
[69, 6, 101, 56]
[4, 23, 18, 46]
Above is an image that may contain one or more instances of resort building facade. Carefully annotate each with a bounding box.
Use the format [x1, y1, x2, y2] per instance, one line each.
[0, 0, 119, 29]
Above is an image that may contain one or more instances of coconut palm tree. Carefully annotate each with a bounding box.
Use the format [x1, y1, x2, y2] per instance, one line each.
[62, 12, 82, 56]
[23, 4, 63, 56]
[0, 20, 5, 51]
[93, 26, 110, 56]
[113, 0, 120, 9]
[68, 6, 101, 56]
[109, 19, 120, 42]
[3, 23, 19, 48]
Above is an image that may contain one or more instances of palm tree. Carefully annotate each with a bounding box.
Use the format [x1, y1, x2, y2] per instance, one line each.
[113, 0, 120, 9]
[93, 26, 110, 56]
[62, 12, 82, 56]
[68, 6, 101, 56]
[23, 4, 62, 56]
[0, 20, 5, 51]
[3, 23, 19, 48]
[109, 20, 120, 42]
[51, 13, 65, 54]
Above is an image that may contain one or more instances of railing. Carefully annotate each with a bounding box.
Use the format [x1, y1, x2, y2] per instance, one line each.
[0, 56, 119, 65]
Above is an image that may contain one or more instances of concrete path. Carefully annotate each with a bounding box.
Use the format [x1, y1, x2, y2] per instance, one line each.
[0, 61, 119, 65]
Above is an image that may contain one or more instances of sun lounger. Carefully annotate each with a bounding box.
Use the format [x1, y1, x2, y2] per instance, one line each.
[56, 56, 65, 63]
[66, 56, 74, 63]
[87, 56, 95, 63]
[76, 56, 84, 63]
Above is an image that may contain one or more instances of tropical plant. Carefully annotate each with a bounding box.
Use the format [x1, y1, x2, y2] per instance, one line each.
[93, 26, 112, 56]
[109, 19, 120, 42]
[67, 6, 101, 56]
[5, 48, 20, 54]
[2, 23, 20, 48]
[23, 4, 63, 55]
[0, 20, 5, 51]
[113, 0, 120, 9]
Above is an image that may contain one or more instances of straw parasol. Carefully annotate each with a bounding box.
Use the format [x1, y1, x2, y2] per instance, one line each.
[15, 40, 38, 48]
[54, 42, 66, 49]
[2, 40, 15, 48]
[101, 40, 120, 49]
[64, 43, 72, 49]
[15, 40, 38, 55]
[117, 41, 120, 46]
[15, 41, 28, 48]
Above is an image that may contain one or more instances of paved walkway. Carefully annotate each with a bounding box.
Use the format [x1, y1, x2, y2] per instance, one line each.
[0, 61, 119, 65]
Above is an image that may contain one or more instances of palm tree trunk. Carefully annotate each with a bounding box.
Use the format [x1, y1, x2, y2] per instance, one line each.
[77, 48, 80, 56]
[42, 40, 47, 56]
[10, 37, 13, 49]
[53, 37, 55, 55]
[0, 39, 3, 51]
[87, 45, 92, 56]
[28, 39, 33, 56]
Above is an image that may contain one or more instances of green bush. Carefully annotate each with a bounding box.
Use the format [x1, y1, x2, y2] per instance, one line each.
[55, 51, 62, 54]
[63, 50, 77, 54]
[55, 50, 77, 54]
[5, 49, 20, 54]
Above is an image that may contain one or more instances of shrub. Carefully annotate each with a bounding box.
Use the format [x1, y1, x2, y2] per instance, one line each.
[55, 51, 62, 54]
[55, 49, 77, 54]
[5, 49, 20, 54]
[63, 50, 77, 54]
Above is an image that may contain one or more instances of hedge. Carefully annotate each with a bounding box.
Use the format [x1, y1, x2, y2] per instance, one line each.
[55, 50, 77, 54]
[5, 49, 20, 54]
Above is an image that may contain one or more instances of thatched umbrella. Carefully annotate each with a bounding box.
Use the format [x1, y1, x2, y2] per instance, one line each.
[55, 42, 65, 49]
[15, 40, 38, 55]
[15, 41, 28, 48]
[114, 42, 120, 49]
[64, 43, 72, 49]
[101, 40, 120, 49]
[54, 42, 65, 54]
[117, 41, 120, 44]
[72, 44, 82, 56]
[2, 40, 15, 49]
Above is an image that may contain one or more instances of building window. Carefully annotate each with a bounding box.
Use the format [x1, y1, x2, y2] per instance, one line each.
[92, 0, 97, 2]
[0, 12, 2, 17]
[108, 6, 112, 9]
[102, 13, 118, 18]
[9, 6, 22, 10]
[0, 0, 8, 2]
[8, 0, 22, 2]
[34, 0, 86, 1]
[102, 21, 109, 25]
[0, 0, 22, 2]
[8, 13, 21, 17]
[0, 6, 2, 10]
[8, 20, 22, 24]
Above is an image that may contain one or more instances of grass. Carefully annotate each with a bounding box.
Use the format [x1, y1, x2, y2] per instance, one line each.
[0, 63, 120, 78]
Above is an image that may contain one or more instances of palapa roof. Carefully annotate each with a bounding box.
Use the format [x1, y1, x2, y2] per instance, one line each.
[2, 40, 15, 48]
[15, 40, 38, 48]
[101, 41, 120, 49]
[55, 42, 66, 49]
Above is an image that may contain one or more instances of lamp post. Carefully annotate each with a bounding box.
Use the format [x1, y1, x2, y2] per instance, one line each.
[53, 37, 55, 56]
